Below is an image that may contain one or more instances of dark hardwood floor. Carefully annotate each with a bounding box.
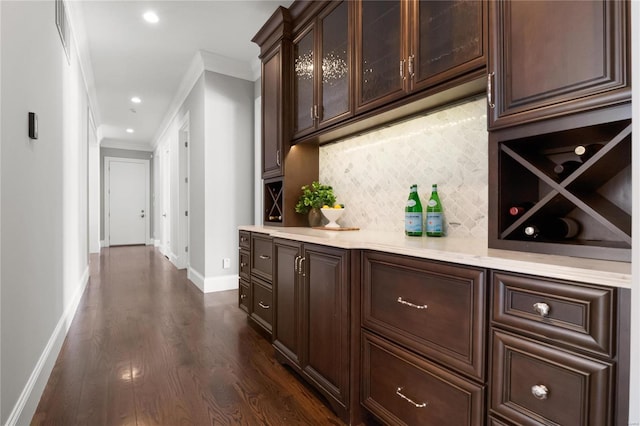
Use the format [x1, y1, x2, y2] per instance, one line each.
[32, 246, 345, 425]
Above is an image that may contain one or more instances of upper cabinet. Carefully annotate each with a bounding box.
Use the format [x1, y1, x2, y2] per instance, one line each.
[253, 7, 293, 179]
[487, 0, 630, 130]
[293, 1, 352, 139]
[355, 0, 487, 114]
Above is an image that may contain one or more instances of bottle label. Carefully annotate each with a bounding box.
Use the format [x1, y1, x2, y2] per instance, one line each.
[406, 199, 417, 208]
[405, 212, 423, 233]
[427, 199, 438, 207]
[426, 212, 443, 233]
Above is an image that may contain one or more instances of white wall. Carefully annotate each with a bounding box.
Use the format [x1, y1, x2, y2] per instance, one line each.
[203, 71, 254, 290]
[1, 2, 90, 424]
[88, 113, 100, 253]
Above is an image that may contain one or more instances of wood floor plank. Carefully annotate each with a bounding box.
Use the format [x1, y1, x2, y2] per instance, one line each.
[32, 246, 345, 425]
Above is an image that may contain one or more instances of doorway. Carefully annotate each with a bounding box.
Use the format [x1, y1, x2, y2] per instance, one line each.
[104, 157, 150, 246]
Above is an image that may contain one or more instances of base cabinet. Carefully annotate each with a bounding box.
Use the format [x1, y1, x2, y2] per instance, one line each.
[272, 238, 351, 422]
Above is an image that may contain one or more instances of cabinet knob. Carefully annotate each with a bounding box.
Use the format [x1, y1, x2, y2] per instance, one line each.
[395, 387, 427, 408]
[240, 262, 247, 268]
[531, 384, 549, 400]
[533, 302, 550, 317]
[258, 301, 270, 309]
[240, 294, 247, 300]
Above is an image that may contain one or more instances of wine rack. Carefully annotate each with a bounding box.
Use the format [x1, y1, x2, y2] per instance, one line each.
[264, 178, 284, 225]
[489, 105, 632, 262]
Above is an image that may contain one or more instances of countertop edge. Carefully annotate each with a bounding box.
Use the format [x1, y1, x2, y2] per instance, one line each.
[239, 226, 631, 289]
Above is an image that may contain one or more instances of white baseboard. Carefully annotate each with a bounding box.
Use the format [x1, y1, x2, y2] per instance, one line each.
[6, 266, 90, 426]
[188, 267, 238, 293]
[153, 239, 160, 247]
[99, 239, 106, 248]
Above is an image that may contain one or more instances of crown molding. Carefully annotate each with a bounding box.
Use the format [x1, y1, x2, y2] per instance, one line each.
[100, 138, 154, 152]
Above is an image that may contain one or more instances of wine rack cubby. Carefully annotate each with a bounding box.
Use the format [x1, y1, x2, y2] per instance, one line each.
[264, 178, 284, 225]
[489, 105, 632, 262]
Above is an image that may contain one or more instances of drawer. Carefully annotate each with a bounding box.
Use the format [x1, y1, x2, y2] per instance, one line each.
[239, 230, 250, 250]
[251, 233, 273, 281]
[490, 329, 613, 426]
[492, 271, 615, 357]
[362, 331, 485, 426]
[362, 251, 486, 380]
[250, 278, 273, 334]
[239, 249, 250, 280]
[239, 278, 250, 313]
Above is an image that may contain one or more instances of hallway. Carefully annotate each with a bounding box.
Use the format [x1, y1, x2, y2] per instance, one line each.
[31, 246, 343, 425]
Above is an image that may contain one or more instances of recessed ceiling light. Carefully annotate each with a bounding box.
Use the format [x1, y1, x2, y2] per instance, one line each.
[126, 128, 134, 133]
[131, 96, 142, 104]
[143, 11, 159, 24]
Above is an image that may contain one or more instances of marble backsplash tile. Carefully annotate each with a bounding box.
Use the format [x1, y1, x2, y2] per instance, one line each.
[319, 96, 488, 238]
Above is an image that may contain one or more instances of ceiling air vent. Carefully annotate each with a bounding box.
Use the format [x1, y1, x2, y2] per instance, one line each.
[55, 0, 70, 63]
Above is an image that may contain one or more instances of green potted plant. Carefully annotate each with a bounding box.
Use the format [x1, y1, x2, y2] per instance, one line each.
[295, 181, 337, 227]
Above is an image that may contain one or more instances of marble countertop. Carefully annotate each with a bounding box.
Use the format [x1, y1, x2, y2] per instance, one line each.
[239, 225, 631, 288]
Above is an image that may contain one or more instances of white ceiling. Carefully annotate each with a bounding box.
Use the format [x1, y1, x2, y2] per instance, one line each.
[71, 0, 293, 150]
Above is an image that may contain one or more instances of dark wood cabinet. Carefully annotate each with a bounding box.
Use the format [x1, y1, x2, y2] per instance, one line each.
[272, 239, 352, 422]
[361, 251, 487, 424]
[489, 271, 630, 426]
[237, 231, 274, 337]
[355, 0, 487, 114]
[293, 1, 352, 139]
[254, 8, 319, 226]
[487, 0, 630, 130]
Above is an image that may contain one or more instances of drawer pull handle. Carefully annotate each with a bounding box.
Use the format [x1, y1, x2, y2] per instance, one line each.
[397, 297, 428, 310]
[533, 302, 550, 317]
[531, 384, 549, 400]
[259, 255, 271, 260]
[258, 301, 270, 309]
[396, 387, 427, 408]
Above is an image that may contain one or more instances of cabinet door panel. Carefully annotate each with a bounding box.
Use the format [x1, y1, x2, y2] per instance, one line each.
[319, 0, 350, 127]
[356, 0, 405, 112]
[262, 49, 283, 178]
[294, 28, 315, 136]
[273, 239, 302, 366]
[303, 245, 349, 406]
[489, 0, 629, 129]
[491, 330, 613, 426]
[362, 331, 485, 426]
[413, 0, 485, 90]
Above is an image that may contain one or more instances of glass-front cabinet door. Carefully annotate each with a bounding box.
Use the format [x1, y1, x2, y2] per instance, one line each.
[356, 0, 406, 113]
[318, 0, 351, 128]
[411, 0, 485, 91]
[293, 27, 315, 137]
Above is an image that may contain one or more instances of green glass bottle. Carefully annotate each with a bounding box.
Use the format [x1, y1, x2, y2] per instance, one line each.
[426, 184, 443, 237]
[404, 184, 423, 236]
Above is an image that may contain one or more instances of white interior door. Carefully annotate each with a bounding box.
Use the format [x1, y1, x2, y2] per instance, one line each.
[108, 159, 148, 245]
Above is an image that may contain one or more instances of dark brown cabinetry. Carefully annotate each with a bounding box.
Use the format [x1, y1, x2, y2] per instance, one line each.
[272, 238, 352, 422]
[489, 271, 630, 426]
[254, 7, 319, 226]
[487, 0, 630, 130]
[237, 231, 274, 337]
[487, 0, 632, 261]
[293, 1, 352, 139]
[361, 251, 487, 425]
[355, 0, 487, 113]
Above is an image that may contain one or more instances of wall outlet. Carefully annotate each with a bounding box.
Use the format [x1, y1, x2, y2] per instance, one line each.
[223, 258, 231, 269]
